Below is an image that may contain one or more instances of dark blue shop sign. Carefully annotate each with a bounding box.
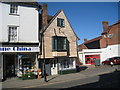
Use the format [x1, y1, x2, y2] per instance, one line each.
[0, 47, 39, 52]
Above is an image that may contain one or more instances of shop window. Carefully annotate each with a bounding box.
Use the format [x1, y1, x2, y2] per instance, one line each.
[69, 58, 74, 67]
[22, 58, 31, 70]
[85, 58, 91, 64]
[63, 60, 69, 68]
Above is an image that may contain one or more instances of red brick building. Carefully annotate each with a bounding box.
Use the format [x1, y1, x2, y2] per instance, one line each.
[100, 20, 120, 48]
[78, 20, 120, 65]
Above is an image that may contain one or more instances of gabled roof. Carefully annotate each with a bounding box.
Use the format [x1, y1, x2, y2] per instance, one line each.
[41, 10, 62, 33]
[101, 20, 120, 35]
[78, 36, 102, 50]
[41, 9, 80, 40]
[78, 43, 88, 51]
[83, 36, 102, 44]
[2, 1, 41, 8]
[79, 20, 120, 50]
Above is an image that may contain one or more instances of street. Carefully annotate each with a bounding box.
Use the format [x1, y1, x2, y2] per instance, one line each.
[22, 65, 120, 89]
[29, 70, 119, 88]
[2, 65, 120, 89]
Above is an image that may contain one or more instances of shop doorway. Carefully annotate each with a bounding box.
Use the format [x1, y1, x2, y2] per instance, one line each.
[4, 54, 15, 78]
[51, 59, 58, 75]
[40, 60, 51, 76]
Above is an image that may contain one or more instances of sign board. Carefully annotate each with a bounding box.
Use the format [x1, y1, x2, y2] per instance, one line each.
[0, 47, 39, 52]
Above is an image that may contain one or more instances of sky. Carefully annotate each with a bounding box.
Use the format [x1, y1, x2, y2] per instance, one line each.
[39, 2, 118, 45]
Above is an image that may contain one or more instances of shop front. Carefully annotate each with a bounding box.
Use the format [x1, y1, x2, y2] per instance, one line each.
[78, 49, 102, 65]
[85, 54, 100, 65]
[1, 46, 39, 80]
[57, 57, 76, 75]
[39, 57, 76, 76]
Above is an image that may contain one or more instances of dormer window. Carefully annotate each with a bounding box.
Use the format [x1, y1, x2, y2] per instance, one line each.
[57, 18, 65, 27]
[10, 4, 18, 15]
[108, 34, 113, 38]
[103, 35, 107, 38]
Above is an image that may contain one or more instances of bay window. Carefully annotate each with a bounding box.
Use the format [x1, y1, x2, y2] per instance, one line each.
[52, 36, 68, 51]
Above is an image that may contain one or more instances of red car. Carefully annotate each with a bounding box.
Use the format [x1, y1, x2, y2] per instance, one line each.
[102, 57, 120, 65]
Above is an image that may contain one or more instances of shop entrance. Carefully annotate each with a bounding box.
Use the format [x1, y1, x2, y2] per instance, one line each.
[39, 59, 51, 76]
[3, 54, 15, 78]
[85, 54, 100, 65]
[51, 59, 58, 75]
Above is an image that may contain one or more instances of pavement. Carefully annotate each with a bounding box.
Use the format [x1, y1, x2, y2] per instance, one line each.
[2, 65, 120, 89]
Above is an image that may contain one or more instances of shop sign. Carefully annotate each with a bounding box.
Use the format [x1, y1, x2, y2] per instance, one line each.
[0, 47, 39, 52]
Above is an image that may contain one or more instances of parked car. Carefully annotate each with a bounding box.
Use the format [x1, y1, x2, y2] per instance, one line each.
[102, 57, 120, 65]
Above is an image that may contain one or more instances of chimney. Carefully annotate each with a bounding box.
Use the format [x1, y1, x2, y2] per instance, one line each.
[42, 3, 48, 28]
[84, 38, 88, 42]
[102, 21, 108, 31]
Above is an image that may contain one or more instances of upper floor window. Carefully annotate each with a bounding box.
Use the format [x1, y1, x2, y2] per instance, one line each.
[57, 18, 65, 27]
[10, 4, 18, 14]
[8, 26, 18, 42]
[108, 34, 113, 38]
[52, 36, 68, 51]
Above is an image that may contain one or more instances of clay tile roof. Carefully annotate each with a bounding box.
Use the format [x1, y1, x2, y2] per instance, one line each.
[2, 1, 41, 8]
[47, 15, 53, 23]
[101, 20, 120, 35]
[83, 36, 102, 44]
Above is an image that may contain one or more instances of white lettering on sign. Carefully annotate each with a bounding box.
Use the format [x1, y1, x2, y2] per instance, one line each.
[0, 47, 39, 52]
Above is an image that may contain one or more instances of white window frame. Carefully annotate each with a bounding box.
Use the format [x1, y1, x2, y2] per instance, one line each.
[8, 26, 19, 42]
[10, 4, 18, 15]
[108, 34, 113, 38]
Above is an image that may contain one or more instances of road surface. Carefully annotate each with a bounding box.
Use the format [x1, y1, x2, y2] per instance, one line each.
[29, 66, 120, 88]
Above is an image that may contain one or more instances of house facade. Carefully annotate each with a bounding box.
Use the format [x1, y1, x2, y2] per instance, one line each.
[78, 21, 120, 65]
[0, 1, 40, 79]
[38, 4, 79, 75]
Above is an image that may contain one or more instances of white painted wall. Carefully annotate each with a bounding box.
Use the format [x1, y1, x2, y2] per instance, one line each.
[0, 2, 2, 42]
[78, 44, 120, 65]
[19, 6, 38, 42]
[0, 2, 39, 43]
[1, 3, 20, 42]
[101, 44, 120, 61]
